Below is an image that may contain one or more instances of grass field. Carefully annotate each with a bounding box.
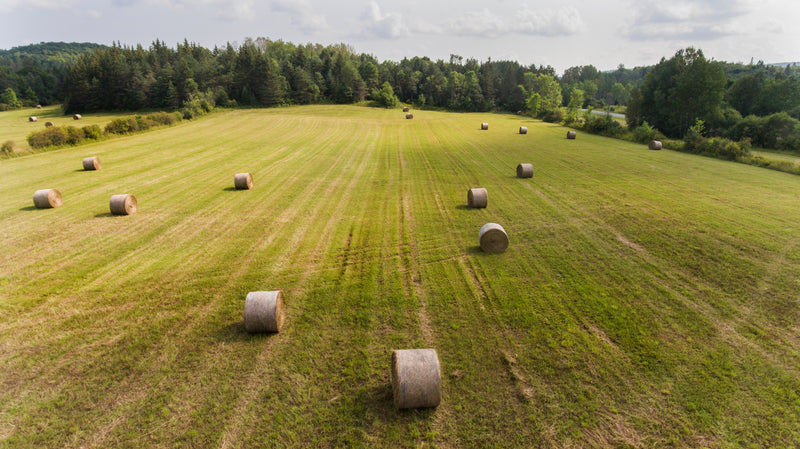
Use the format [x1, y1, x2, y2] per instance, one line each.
[1, 105, 800, 448]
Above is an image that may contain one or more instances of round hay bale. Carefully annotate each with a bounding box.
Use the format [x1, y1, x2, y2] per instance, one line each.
[109, 194, 137, 215]
[29, 116, 37, 122]
[479, 222, 509, 253]
[516, 110, 523, 115]
[33, 189, 62, 209]
[391, 349, 441, 409]
[467, 187, 488, 208]
[45, 121, 54, 127]
[516, 163, 533, 178]
[519, 126, 527, 134]
[649, 140, 662, 150]
[82, 156, 101, 171]
[481, 122, 489, 130]
[244, 290, 285, 333]
[406, 113, 414, 119]
[567, 130, 577, 139]
[73, 114, 82, 120]
[36, 104, 42, 109]
[234, 173, 253, 190]
[402, 106, 409, 112]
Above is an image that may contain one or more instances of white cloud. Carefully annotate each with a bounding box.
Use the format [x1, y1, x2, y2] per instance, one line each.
[443, 6, 584, 38]
[626, 0, 754, 40]
[516, 6, 584, 36]
[271, 0, 328, 33]
[87, 9, 102, 19]
[220, 0, 254, 22]
[360, 2, 409, 39]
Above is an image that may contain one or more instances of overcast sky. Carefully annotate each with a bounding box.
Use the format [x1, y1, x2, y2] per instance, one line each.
[0, 0, 797, 74]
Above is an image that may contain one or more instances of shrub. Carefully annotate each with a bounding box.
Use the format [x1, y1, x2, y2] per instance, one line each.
[633, 121, 659, 144]
[28, 126, 68, 148]
[64, 126, 85, 145]
[1, 140, 13, 155]
[145, 111, 178, 126]
[541, 109, 563, 123]
[105, 117, 140, 134]
[82, 124, 102, 140]
[583, 113, 623, 137]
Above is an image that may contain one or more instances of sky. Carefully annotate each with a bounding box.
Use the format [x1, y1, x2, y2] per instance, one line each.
[0, 0, 798, 74]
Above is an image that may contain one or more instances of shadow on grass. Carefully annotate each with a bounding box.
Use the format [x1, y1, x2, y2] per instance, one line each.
[213, 321, 279, 342]
[94, 212, 115, 218]
[466, 246, 483, 255]
[454, 204, 473, 210]
[18, 206, 38, 211]
[222, 187, 238, 192]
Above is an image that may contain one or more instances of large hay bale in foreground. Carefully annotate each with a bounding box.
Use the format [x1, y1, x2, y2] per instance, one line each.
[391, 349, 441, 409]
[82, 156, 101, 171]
[516, 163, 533, 178]
[402, 106, 409, 112]
[244, 290, 285, 333]
[109, 194, 137, 215]
[519, 126, 527, 134]
[467, 187, 488, 208]
[73, 114, 82, 120]
[479, 222, 509, 253]
[649, 140, 662, 150]
[406, 113, 414, 119]
[234, 173, 253, 190]
[481, 122, 489, 130]
[567, 130, 577, 139]
[29, 116, 37, 122]
[33, 189, 62, 209]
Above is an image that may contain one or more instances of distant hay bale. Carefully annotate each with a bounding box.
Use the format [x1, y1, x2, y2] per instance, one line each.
[391, 349, 441, 409]
[45, 121, 54, 127]
[33, 189, 62, 209]
[567, 130, 577, 139]
[516, 110, 523, 115]
[109, 194, 137, 215]
[406, 113, 414, 119]
[234, 173, 253, 190]
[244, 290, 285, 333]
[516, 163, 533, 178]
[82, 156, 101, 171]
[649, 140, 662, 150]
[481, 122, 489, 130]
[29, 116, 37, 122]
[467, 187, 488, 208]
[73, 114, 82, 120]
[403, 106, 409, 112]
[519, 126, 527, 134]
[36, 105, 42, 109]
[479, 222, 509, 253]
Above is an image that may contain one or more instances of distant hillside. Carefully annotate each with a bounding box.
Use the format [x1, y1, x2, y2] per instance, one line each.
[0, 42, 105, 70]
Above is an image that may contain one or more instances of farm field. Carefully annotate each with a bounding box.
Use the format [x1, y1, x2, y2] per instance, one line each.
[1, 105, 800, 448]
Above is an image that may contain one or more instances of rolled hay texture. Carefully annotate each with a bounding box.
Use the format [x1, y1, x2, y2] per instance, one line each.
[391, 349, 441, 409]
[109, 194, 137, 215]
[45, 121, 54, 127]
[516, 163, 533, 178]
[73, 114, 82, 120]
[36, 104, 42, 109]
[481, 122, 489, 130]
[467, 187, 488, 208]
[406, 113, 414, 119]
[403, 106, 409, 112]
[649, 140, 663, 150]
[479, 222, 509, 253]
[33, 189, 62, 209]
[29, 116, 37, 122]
[234, 173, 254, 190]
[519, 126, 527, 134]
[82, 156, 101, 171]
[244, 290, 285, 333]
[567, 130, 577, 139]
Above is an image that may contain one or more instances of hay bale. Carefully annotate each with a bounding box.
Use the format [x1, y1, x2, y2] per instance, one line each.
[649, 140, 662, 150]
[109, 194, 137, 215]
[406, 113, 414, 119]
[467, 187, 488, 208]
[36, 105, 42, 109]
[244, 290, 285, 333]
[29, 116, 37, 122]
[403, 106, 409, 112]
[33, 189, 62, 209]
[391, 349, 441, 409]
[567, 130, 577, 139]
[82, 156, 101, 171]
[519, 126, 527, 134]
[516, 110, 523, 115]
[234, 173, 253, 190]
[479, 222, 509, 253]
[73, 114, 82, 120]
[516, 163, 533, 178]
[45, 121, 54, 127]
[481, 122, 489, 130]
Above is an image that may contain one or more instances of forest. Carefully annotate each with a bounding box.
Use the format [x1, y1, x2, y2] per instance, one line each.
[1, 39, 799, 152]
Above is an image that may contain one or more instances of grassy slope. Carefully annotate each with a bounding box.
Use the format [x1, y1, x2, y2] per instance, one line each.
[1, 105, 799, 448]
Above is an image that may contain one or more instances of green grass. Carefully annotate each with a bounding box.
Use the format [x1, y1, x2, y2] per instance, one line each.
[1, 105, 800, 448]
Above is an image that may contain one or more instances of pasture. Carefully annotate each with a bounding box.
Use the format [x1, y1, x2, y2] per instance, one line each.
[1, 105, 799, 448]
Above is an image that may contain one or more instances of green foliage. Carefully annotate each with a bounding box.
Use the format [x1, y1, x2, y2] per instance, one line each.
[0, 87, 22, 110]
[1, 140, 13, 155]
[684, 131, 751, 160]
[582, 113, 623, 136]
[632, 121, 660, 144]
[27, 126, 68, 148]
[728, 112, 800, 151]
[104, 117, 141, 135]
[81, 124, 102, 140]
[370, 81, 399, 108]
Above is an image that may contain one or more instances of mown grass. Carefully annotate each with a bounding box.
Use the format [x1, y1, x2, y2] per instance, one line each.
[1, 105, 799, 448]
